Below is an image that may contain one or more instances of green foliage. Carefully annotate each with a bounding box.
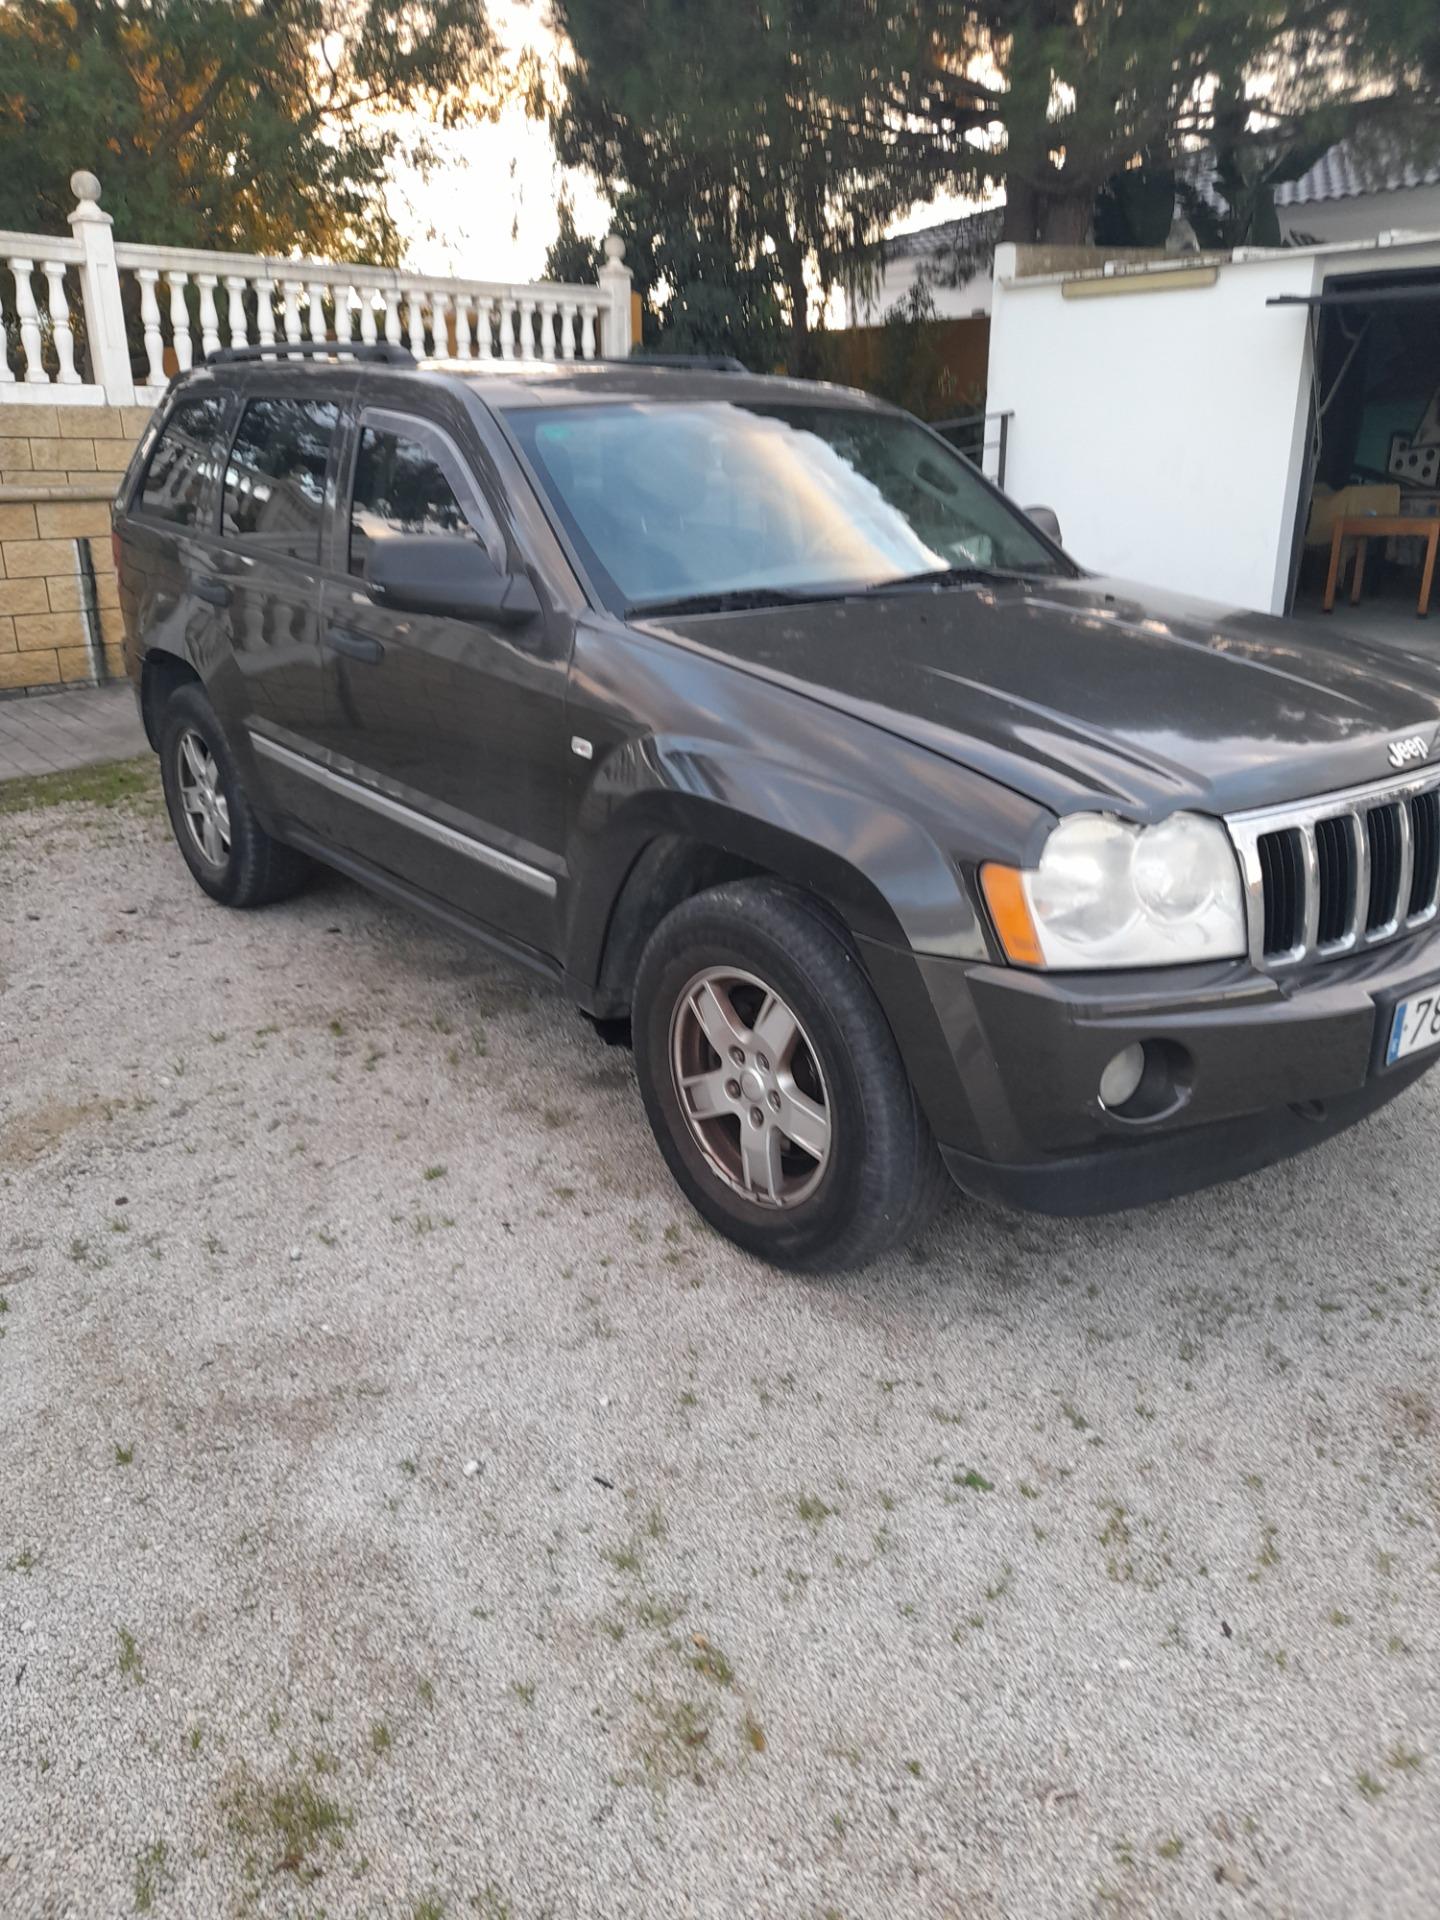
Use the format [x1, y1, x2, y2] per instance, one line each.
[548, 0, 973, 373]
[550, 0, 1440, 375]
[0, 0, 504, 258]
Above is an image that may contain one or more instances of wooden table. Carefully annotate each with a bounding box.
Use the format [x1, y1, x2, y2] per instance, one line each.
[1324, 512, 1440, 618]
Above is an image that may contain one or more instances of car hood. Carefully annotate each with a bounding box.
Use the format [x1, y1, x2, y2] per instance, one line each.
[643, 575, 1440, 818]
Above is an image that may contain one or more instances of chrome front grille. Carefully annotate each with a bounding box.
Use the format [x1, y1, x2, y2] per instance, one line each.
[1227, 766, 1440, 969]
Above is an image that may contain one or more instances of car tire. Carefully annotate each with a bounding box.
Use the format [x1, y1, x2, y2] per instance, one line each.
[633, 880, 948, 1271]
[158, 682, 311, 908]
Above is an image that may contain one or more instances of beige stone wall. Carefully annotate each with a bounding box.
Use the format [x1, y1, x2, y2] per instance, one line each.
[0, 401, 150, 694]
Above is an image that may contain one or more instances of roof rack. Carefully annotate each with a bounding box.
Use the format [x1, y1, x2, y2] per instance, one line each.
[612, 353, 748, 373]
[203, 341, 417, 367]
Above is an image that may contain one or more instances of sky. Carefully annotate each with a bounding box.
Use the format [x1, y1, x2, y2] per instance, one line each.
[382, 0, 609, 282]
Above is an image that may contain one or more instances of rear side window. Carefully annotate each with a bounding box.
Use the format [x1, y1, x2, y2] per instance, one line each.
[137, 396, 228, 528]
[222, 397, 339, 562]
[348, 416, 503, 577]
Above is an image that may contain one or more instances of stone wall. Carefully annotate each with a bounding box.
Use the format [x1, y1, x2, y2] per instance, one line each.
[0, 403, 149, 696]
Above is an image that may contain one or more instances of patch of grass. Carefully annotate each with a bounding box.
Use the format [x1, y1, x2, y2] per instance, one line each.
[796, 1494, 836, 1528]
[1328, 1609, 1353, 1627]
[0, 753, 157, 815]
[225, 1769, 352, 1875]
[413, 1898, 447, 1920]
[633, 1594, 686, 1632]
[984, 1563, 1014, 1602]
[422, 1164, 447, 1182]
[1156, 1835, 1184, 1861]
[742, 1714, 767, 1754]
[417, 1676, 436, 1708]
[955, 1468, 994, 1493]
[688, 1637, 734, 1688]
[114, 1443, 134, 1466]
[117, 1625, 143, 1685]
[1248, 1522, 1280, 1580]
[132, 1838, 167, 1912]
[187, 1725, 203, 1754]
[631, 1690, 712, 1791]
[369, 1721, 391, 1755]
[603, 1541, 643, 1575]
[6, 1547, 38, 1574]
[1387, 1745, 1424, 1773]
[399, 1457, 419, 1478]
[1356, 1770, 1386, 1802]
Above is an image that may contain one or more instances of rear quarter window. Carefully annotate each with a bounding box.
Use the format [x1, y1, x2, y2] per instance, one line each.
[135, 395, 229, 529]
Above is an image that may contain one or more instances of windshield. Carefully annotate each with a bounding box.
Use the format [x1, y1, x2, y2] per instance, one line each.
[503, 399, 1069, 615]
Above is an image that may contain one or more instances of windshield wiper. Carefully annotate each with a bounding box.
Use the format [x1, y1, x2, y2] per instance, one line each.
[627, 585, 847, 619]
[861, 564, 1051, 595]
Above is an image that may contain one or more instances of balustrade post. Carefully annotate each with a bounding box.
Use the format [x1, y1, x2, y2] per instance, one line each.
[11, 262, 46, 383]
[598, 235, 632, 357]
[135, 269, 165, 385]
[67, 171, 136, 402]
[41, 262, 80, 383]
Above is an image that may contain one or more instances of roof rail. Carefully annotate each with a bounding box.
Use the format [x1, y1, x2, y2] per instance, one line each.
[613, 353, 748, 373]
[203, 341, 417, 368]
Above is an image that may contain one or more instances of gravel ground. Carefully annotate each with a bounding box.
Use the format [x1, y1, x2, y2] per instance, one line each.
[2, 765, 1438, 1920]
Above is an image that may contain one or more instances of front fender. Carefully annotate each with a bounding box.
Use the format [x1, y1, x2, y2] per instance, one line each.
[564, 737, 995, 986]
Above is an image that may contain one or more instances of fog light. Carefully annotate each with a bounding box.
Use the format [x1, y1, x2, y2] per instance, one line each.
[1099, 1042, 1146, 1112]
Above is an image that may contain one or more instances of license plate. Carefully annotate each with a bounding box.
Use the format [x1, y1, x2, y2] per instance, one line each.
[1386, 990, 1440, 1065]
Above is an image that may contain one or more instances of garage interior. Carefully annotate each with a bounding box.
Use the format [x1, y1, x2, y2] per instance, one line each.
[1288, 271, 1440, 657]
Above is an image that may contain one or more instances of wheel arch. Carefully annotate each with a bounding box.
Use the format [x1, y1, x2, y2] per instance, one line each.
[139, 647, 202, 749]
[566, 772, 977, 1019]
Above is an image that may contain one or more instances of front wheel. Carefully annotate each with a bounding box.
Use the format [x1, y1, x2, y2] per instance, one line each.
[633, 881, 947, 1271]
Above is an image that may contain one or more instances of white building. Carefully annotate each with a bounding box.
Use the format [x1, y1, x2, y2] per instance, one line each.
[1276, 144, 1440, 246]
[984, 226, 1440, 643]
[846, 209, 1000, 325]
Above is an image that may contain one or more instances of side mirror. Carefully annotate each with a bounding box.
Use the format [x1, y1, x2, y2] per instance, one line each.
[1025, 504, 1063, 546]
[364, 535, 541, 627]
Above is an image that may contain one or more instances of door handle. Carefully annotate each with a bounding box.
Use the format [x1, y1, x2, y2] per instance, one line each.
[325, 626, 385, 665]
[191, 576, 231, 608]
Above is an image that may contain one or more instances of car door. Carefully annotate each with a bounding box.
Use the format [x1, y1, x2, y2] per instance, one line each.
[312, 397, 570, 954]
[188, 384, 345, 831]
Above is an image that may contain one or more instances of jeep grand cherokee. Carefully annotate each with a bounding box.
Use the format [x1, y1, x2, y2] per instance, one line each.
[114, 346, 1440, 1270]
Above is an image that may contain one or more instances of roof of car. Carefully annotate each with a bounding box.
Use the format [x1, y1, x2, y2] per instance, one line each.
[433, 359, 884, 412]
[181, 352, 886, 414]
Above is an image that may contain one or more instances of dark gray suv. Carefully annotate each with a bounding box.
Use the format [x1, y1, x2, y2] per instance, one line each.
[115, 346, 1440, 1269]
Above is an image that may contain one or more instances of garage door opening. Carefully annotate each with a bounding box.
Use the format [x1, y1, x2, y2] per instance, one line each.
[1283, 271, 1440, 651]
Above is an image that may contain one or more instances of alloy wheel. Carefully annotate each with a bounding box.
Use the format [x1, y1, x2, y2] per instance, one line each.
[668, 966, 832, 1208]
[176, 727, 231, 867]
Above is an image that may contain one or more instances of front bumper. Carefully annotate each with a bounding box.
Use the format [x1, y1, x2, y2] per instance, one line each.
[861, 925, 1440, 1216]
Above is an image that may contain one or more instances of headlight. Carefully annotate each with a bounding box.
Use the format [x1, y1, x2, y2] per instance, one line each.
[981, 812, 1246, 968]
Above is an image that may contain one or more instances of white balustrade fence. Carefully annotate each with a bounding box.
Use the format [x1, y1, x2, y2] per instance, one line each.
[1, 172, 632, 406]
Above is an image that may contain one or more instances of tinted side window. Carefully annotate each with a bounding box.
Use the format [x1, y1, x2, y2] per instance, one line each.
[137, 396, 228, 528]
[348, 424, 497, 577]
[222, 397, 338, 562]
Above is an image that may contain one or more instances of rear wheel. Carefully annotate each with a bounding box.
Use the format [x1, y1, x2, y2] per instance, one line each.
[158, 683, 310, 907]
[633, 881, 947, 1271]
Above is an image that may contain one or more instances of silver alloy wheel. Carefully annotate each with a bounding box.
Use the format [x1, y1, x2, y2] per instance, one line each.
[668, 966, 832, 1208]
[176, 727, 231, 867]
